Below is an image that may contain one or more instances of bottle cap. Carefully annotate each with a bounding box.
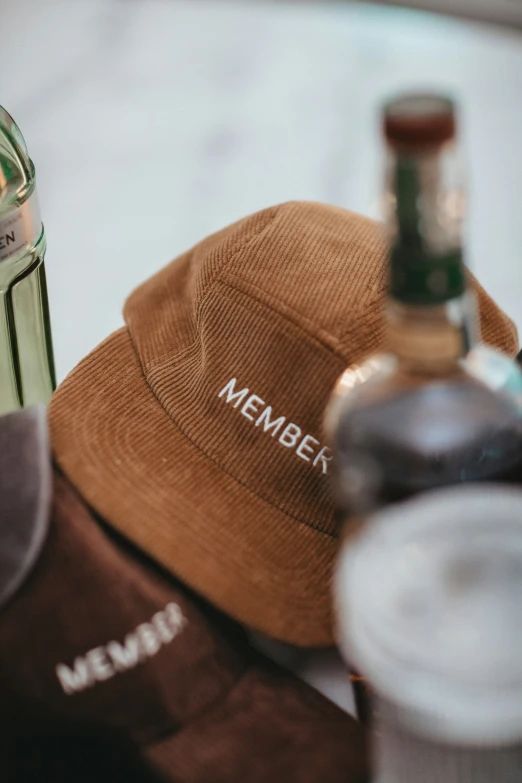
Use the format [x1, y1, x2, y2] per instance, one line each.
[336, 485, 522, 745]
[384, 93, 456, 150]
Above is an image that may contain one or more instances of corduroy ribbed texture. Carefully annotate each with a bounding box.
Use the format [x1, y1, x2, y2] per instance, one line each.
[0, 468, 369, 783]
[49, 201, 518, 646]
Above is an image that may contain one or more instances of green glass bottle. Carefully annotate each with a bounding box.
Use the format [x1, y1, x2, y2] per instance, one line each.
[0, 106, 55, 415]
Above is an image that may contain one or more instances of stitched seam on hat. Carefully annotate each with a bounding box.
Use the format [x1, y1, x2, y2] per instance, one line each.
[142, 669, 331, 749]
[210, 279, 349, 377]
[193, 207, 280, 329]
[220, 272, 385, 358]
[144, 659, 358, 749]
[219, 266, 514, 359]
[145, 264, 372, 373]
[127, 329, 337, 539]
[216, 273, 381, 364]
[145, 668, 251, 746]
[144, 209, 282, 370]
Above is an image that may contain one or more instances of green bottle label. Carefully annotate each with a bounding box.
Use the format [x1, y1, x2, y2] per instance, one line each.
[390, 246, 466, 305]
[390, 155, 466, 305]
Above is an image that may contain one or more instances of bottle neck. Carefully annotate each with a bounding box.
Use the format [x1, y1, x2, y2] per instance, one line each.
[384, 138, 474, 373]
[375, 701, 522, 783]
[386, 293, 477, 374]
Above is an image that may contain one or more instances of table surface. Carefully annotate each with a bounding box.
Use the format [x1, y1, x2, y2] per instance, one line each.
[2, 0, 522, 717]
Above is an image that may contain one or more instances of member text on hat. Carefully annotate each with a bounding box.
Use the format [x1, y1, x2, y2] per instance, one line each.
[218, 378, 332, 474]
[55, 602, 186, 696]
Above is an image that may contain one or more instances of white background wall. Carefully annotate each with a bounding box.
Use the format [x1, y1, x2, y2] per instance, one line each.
[1, 0, 522, 381]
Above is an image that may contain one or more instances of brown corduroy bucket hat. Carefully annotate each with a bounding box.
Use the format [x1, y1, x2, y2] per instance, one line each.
[49, 201, 518, 647]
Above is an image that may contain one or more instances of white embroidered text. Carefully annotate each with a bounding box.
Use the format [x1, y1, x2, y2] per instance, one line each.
[218, 378, 332, 474]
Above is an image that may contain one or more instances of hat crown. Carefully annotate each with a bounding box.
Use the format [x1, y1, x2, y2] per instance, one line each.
[126, 202, 390, 365]
[124, 202, 389, 535]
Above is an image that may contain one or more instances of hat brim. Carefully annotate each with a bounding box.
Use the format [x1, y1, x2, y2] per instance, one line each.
[50, 328, 337, 646]
[144, 658, 367, 783]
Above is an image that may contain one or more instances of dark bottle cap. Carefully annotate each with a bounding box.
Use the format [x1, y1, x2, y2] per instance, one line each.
[384, 93, 456, 150]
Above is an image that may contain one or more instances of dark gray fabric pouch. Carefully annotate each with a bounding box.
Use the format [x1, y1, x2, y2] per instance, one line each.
[0, 406, 51, 610]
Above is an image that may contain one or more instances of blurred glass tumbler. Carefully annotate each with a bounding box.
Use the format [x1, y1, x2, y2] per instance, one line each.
[0, 106, 55, 415]
[335, 485, 522, 782]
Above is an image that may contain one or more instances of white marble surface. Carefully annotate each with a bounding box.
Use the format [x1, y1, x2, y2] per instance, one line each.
[2, 0, 522, 716]
[1, 0, 522, 380]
